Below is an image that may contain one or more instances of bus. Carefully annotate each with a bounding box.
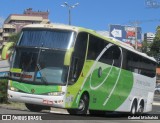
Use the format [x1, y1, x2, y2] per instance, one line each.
[7, 24, 157, 115]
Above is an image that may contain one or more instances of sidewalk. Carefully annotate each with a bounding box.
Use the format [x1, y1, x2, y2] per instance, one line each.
[0, 102, 68, 114]
[0, 102, 26, 110]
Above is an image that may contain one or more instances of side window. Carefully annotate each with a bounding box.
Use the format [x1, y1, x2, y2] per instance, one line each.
[87, 35, 106, 60]
[126, 51, 156, 78]
[100, 45, 121, 67]
[140, 58, 156, 77]
[127, 51, 141, 73]
[69, 32, 88, 84]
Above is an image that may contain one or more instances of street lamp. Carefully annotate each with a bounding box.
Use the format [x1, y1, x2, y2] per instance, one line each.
[61, 2, 79, 25]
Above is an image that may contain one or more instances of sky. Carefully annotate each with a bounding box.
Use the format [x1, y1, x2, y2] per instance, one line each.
[1, 0, 160, 33]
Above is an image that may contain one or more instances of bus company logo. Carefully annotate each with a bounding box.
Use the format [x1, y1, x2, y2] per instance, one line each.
[145, 0, 160, 8]
[2, 115, 11, 120]
[1, 115, 42, 120]
[31, 89, 35, 94]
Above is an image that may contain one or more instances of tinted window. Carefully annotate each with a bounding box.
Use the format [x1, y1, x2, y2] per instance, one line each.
[19, 29, 75, 49]
[99, 45, 121, 67]
[126, 50, 156, 77]
[69, 32, 88, 84]
[87, 35, 107, 60]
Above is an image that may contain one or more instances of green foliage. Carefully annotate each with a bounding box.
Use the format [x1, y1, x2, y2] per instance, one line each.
[147, 26, 160, 66]
[141, 39, 150, 54]
[8, 33, 20, 43]
[149, 27, 160, 57]
[0, 79, 8, 103]
[150, 37, 160, 53]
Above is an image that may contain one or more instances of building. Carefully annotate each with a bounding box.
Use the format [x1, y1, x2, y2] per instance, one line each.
[156, 68, 160, 84]
[144, 32, 155, 44]
[0, 8, 50, 44]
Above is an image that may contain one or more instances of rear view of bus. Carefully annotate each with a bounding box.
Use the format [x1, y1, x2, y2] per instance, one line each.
[8, 24, 76, 111]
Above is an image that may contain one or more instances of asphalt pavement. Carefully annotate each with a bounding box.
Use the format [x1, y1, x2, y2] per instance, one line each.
[0, 94, 160, 122]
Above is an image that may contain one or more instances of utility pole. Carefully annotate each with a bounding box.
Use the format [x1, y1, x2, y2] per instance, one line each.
[129, 21, 141, 50]
[0, 17, 4, 28]
[61, 2, 79, 25]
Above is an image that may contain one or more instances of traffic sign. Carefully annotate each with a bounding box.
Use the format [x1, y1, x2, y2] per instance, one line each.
[109, 24, 142, 47]
[111, 28, 122, 38]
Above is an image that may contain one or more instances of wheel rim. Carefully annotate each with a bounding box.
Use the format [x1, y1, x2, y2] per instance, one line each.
[78, 99, 85, 111]
[132, 105, 136, 115]
[139, 106, 143, 113]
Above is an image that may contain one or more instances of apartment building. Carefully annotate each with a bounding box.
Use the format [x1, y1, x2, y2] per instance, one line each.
[0, 8, 50, 44]
[144, 32, 155, 44]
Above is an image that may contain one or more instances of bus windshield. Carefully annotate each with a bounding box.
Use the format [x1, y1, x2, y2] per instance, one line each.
[35, 49, 68, 85]
[11, 48, 68, 85]
[18, 29, 75, 49]
[10, 29, 75, 85]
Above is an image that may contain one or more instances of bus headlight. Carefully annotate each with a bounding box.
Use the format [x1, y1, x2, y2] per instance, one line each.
[48, 92, 65, 96]
[9, 87, 19, 92]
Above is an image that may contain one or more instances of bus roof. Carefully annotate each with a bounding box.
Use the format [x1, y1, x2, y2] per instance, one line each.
[23, 23, 156, 63]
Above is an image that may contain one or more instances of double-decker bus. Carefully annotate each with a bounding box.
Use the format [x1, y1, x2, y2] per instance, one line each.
[8, 24, 157, 115]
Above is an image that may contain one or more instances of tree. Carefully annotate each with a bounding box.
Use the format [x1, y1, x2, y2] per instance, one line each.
[147, 26, 160, 66]
[149, 26, 160, 57]
[141, 39, 150, 54]
[8, 33, 20, 43]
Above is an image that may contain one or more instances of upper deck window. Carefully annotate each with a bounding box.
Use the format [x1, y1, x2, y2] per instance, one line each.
[18, 29, 75, 49]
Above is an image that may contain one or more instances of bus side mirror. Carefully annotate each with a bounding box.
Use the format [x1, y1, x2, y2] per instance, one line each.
[1, 42, 15, 60]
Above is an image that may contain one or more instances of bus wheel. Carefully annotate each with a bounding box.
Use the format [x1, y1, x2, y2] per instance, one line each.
[25, 103, 43, 112]
[130, 101, 137, 116]
[155, 90, 159, 94]
[138, 101, 144, 115]
[67, 94, 89, 115]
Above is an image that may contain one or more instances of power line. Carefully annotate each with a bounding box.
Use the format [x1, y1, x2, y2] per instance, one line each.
[0, 17, 4, 28]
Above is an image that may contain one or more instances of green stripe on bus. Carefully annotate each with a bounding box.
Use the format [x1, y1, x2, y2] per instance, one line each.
[10, 68, 22, 73]
[66, 61, 133, 111]
[11, 81, 62, 94]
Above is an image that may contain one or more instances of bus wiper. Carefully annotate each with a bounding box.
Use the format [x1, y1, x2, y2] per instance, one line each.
[36, 63, 48, 85]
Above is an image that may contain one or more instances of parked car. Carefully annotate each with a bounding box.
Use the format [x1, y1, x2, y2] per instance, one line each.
[155, 85, 160, 94]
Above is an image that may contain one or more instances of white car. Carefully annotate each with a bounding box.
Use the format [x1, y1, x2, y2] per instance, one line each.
[155, 85, 160, 94]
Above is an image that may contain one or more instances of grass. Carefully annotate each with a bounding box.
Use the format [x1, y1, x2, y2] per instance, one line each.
[0, 102, 26, 110]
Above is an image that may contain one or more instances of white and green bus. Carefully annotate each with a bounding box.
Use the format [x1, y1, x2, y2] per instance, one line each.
[8, 24, 157, 115]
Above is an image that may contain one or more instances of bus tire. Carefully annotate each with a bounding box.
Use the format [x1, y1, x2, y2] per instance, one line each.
[25, 103, 44, 112]
[130, 100, 137, 116]
[155, 90, 159, 94]
[138, 100, 144, 115]
[67, 94, 89, 115]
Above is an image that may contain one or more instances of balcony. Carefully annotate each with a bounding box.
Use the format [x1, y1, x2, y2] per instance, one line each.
[3, 24, 16, 29]
[0, 28, 3, 33]
[0, 37, 3, 41]
[3, 33, 10, 37]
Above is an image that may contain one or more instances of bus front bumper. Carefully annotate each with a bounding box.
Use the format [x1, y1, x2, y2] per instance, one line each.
[8, 90, 65, 108]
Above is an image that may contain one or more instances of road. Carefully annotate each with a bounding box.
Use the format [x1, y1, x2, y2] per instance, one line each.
[152, 94, 160, 114]
[0, 107, 160, 122]
[0, 95, 160, 122]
